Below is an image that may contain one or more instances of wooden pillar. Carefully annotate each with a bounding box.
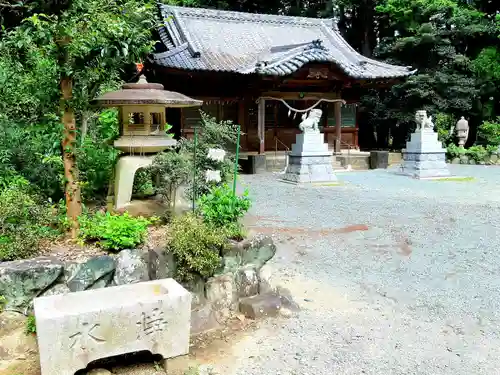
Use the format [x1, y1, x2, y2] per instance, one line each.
[258, 98, 265, 154]
[238, 99, 247, 151]
[334, 101, 342, 153]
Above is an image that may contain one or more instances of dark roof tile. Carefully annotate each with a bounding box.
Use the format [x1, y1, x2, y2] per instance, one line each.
[151, 5, 416, 79]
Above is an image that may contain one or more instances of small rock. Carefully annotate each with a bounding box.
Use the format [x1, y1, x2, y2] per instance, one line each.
[451, 157, 461, 165]
[279, 307, 293, 318]
[113, 249, 149, 285]
[239, 293, 282, 319]
[469, 159, 476, 165]
[258, 264, 275, 294]
[491, 154, 499, 163]
[205, 274, 237, 323]
[66, 255, 115, 292]
[235, 265, 259, 298]
[0, 256, 63, 310]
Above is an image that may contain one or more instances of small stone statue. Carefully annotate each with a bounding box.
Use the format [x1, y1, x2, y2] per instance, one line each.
[415, 110, 434, 131]
[299, 109, 322, 133]
[455, 116, 469, 148]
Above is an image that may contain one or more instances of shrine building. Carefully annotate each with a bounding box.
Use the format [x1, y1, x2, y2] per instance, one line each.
[145, 4, 415, 159]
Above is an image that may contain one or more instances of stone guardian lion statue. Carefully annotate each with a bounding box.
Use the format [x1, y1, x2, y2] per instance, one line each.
[299, 109, 322, 133]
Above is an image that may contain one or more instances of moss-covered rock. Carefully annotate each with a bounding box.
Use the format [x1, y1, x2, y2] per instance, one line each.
[0, 257, 63, 311]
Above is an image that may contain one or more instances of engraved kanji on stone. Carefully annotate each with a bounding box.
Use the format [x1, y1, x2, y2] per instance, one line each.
[69, 322, 106, 350]
[137, 307, 167, 337]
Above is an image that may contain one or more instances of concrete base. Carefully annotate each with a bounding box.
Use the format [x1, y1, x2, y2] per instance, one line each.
[114, 155, 154, 210]
[282, 133, 337, 184]
[400, 129, 450, 179]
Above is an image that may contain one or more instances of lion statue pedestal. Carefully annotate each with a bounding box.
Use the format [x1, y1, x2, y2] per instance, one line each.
[282, 109, 337, 184]
[400, 110, 450, 179]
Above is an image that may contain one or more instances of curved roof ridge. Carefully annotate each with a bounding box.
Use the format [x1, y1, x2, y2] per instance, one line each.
[161, 4, 335, 26]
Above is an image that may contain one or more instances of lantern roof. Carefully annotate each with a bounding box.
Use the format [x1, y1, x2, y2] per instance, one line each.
[92, 75, 203, 107]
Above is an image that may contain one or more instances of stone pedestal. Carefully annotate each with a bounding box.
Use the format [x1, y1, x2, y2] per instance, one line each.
[282, 133, 337, 184]
[401, 129, 450, 179]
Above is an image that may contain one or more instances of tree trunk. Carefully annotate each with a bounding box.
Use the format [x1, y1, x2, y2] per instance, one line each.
[61, 77, 82, 238]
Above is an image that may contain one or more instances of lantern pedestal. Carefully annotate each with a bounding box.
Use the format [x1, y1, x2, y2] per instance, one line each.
[113, 155, 154, 210]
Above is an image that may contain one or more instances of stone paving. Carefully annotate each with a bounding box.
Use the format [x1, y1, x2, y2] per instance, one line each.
[215, 165, 500, 375]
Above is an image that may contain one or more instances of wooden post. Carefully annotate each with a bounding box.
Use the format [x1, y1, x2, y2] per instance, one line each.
[238, 99, 246, 151]
[258, 98, 265, 154]
[334, 101, 342, 153]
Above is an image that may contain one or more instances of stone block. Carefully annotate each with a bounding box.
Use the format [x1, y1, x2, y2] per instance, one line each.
[205, 275, 236, 324]
[0, 256, 63, 311]
[239, 293, 282, 319]
[370, 151, 389, 169]
[34, 278, 192, 375]
[113, 249, 149, 286]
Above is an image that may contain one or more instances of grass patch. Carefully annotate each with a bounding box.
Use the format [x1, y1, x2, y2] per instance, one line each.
[430, 176, 475, 182]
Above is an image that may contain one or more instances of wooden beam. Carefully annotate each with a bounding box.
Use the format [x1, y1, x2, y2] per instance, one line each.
[258, 98, 265, 154]
[262, 91, 340, 100]
[334, 101, 342, 153]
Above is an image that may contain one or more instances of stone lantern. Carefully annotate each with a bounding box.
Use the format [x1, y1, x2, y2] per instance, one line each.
[455, 116, 469, 148]
[92, 74, 202, 210]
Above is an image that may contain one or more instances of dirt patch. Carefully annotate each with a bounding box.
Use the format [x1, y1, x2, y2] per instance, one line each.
[249, 223, 370, 238]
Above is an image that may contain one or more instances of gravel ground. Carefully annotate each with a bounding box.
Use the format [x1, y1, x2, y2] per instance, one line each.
[213, 165, 500, 375]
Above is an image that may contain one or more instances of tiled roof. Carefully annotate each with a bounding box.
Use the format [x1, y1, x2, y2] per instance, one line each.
[152, 5, 416, 79]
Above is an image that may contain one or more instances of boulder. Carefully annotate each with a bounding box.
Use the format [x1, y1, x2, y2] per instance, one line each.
[182, 275, 206, 308]
[220, 236, 276, 275]
[234, 265, 259, 298]
[147, 246, 176, 280]
[0, 257, 63, 311]
[469, 159, 476, 165]
[491, 154, 499, 163]
[459, 156, 469, 164]
[66, 255, 115, 292]
[257, 263, 275, 294]
[205, 274, 237, 323]
[242, 236, 277, 269]
[239, 293, 282, 319]
[113, 249, 149, 286]
[451, 158, 461, 165]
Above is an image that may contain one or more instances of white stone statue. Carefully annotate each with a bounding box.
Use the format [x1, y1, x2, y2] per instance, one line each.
[415, 110, 434, 131]
[454, 116, 469, 148]
[299, 109, 322, 133]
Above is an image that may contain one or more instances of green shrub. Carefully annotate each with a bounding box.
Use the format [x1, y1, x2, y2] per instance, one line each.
[0, 180, 55, 261]
[25, 315, 36, 335]
[166, 214, 226, 282]
[79, 212, 151, 251]
[0, 295, 6, 312]
[466, 145, 488, 163]
[477, 117, 500, 147]
[435, 113, 455, 146]
[197, 184, 251, 228]
[446, 144, 467, 159]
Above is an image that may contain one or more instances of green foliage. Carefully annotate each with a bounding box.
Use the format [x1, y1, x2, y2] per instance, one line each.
[79, 212, 151, 251]
[78, 109, 120, 200]
[477, 118, 500, 147]
[446, 144, 467, 160]
[166, 214, 226, 282]
[0, 180, 55, 261]
[435, 113, 455, 146]
[197, 184, 251, 228]
[25, 315, 36, 335]
[149, 149, 191, 213]
[466, 145, 488, 163]
[178, 112, 239, 200]
[0, 295, 6, 312]
[133, 169, 155, 198]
